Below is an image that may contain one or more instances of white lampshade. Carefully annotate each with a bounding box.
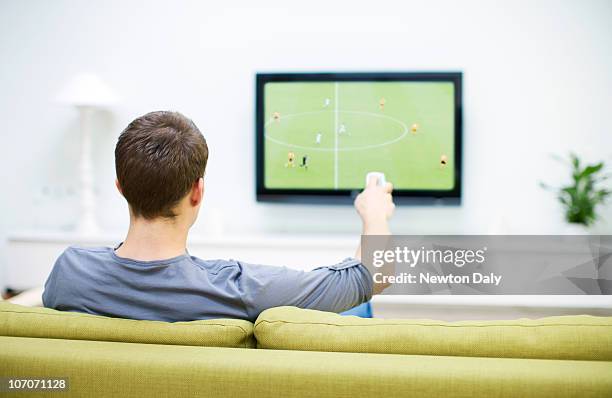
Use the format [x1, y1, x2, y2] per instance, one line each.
[56, 73, 119, 107]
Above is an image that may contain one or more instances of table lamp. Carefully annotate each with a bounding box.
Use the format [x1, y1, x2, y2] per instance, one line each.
[56, 73, 119, 235]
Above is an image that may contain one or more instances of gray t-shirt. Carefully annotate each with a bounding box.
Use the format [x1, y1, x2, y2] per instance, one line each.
[42, 245, 373, 322]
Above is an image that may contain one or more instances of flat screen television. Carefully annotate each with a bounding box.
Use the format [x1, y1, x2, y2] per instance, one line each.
[256, 72, 462, 203]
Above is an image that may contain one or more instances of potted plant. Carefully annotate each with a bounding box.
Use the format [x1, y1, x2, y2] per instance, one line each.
[541, 153, 610, 233]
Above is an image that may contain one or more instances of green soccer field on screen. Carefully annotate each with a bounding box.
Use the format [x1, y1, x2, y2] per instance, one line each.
[263, 81, 455, 190]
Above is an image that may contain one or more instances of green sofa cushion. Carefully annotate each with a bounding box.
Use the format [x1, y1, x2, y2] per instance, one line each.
[0, 301, 255, 348]
[255, 306, 612, 360]
[2, 336, 612, 398]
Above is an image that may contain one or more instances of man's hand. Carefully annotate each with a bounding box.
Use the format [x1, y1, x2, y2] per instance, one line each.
[354, 175, 395, 233]
[354, 175, 394, 294]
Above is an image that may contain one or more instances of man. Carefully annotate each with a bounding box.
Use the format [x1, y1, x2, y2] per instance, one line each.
[299, 154, 309, 170]
[285, 151, 296, 168]
[42, 111, 394, 322]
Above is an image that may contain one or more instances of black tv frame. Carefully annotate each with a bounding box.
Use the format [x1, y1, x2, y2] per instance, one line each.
[256, 72, 463, 204]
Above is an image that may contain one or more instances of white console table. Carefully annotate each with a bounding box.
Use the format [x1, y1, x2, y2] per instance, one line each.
[5, 232, 612, 320]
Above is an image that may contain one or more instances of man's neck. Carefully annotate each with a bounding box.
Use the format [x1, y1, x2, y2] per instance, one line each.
[115, 217, 190, 261]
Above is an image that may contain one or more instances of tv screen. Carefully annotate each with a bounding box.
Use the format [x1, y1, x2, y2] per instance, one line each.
[256, 72, 462, 203]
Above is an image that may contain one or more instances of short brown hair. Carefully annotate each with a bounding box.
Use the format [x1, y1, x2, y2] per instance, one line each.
[115, 111, 208, 219]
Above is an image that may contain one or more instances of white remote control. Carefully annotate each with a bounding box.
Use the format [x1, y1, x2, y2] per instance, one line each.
[365, 172, 386, 187]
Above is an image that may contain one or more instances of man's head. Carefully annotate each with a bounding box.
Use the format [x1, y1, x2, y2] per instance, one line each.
[115, 111, 208, 225]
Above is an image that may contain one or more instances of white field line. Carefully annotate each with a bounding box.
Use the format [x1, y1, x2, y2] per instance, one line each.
[265, 110, 409, 152]
[334, 82, 339, 189]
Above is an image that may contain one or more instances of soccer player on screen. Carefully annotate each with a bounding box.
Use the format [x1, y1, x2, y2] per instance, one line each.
[272, 112, 281, 123]
[411, 123, 419, 134]
[285, 151, 295, 168]
[338, 123, 347, 135]
[323, 98, 330, 108]
[299, 155, 309, 170]
[315, 132, 322, 145]
[379, 97, 386, 111]
[440, 154, 448, 167]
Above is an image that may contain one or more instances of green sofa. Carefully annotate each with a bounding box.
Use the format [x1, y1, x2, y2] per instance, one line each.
[1, 302, 611, 397]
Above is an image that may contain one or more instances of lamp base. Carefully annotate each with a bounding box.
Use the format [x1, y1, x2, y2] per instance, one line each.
[75, 212, 100, 236]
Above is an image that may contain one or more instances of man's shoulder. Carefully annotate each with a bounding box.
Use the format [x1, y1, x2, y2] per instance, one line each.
[55, 245, 112, 266]
[188, 256, 241, 273]
[61, 245, 111, 257]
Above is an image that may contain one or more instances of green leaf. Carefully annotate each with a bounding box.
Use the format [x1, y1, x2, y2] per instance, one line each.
[580, 163, 604, 179]
[562, 186, 577, 196]
[570, 153, 580, 170]
[539, 181, 552, 190]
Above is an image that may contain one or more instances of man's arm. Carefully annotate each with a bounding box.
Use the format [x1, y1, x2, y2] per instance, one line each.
[237, 259, 373, 320]
[237, 175, 395, 319]
[354, 174, 395, 294]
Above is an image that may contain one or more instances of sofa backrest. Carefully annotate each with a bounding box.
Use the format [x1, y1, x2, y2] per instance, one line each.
[0, 302, 255, 348]
[255, 306, 612, 360]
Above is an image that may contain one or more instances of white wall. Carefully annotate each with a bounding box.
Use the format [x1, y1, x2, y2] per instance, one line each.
[1, 0, 611, 289]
